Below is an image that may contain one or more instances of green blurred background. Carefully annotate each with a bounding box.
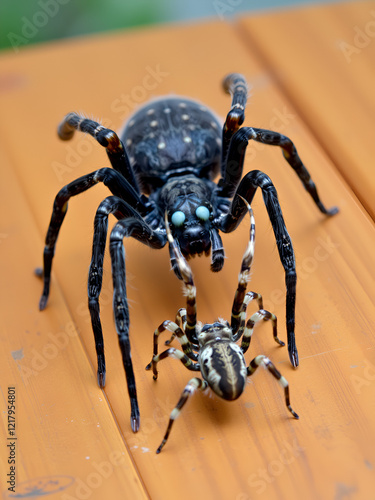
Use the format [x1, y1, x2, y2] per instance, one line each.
[0, 0, 342, 52]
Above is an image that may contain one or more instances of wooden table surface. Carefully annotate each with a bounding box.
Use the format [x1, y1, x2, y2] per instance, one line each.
[0, 2, 374, 499]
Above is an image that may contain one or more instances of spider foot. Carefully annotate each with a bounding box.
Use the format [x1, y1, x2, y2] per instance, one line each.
[288, 341, 299, 368]
[131, 402, 140, 433]
[97, 359, 106, 388]
[289, 405, 299, 419]
[318, 202, 339, 217]
[38, 295, 48, 311]
[145, 361, 158, 380]
[156, 440, 166, 454]
[35, 268, 50, 311]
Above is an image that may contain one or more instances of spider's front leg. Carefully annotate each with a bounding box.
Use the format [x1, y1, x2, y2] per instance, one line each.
[229, 198, 263, 336]
[228, 201, 284, 350]
[219, 170, 299, 367]
[37, 168, 149, 310]
[164, 213, 198, 344]
[109, 217, 166, 432]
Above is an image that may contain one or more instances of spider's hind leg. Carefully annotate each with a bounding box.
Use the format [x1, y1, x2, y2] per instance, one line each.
[221, 73, 248, 170]
[225, 127, 338, 215]
[58, 113, 139, 190]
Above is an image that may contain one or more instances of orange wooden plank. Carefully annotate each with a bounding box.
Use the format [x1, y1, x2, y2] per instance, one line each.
[0, 148, 147, 499]
[239, 1, 375, 218]
[0, 14, 374, 500]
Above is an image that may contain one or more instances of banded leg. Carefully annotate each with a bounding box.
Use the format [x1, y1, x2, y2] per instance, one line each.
[221, 73, 248, 170]
[164, 309, 199, 351]
[156, 377, 207, 454]
[232, 292, 264, 342]
[58, 113, 139, 190]
[110, 217, 166, 432]
[247, 355, 299, 419]
[219, 170, 298, 367]
[165, 214, 197, 344]
[38, 168, 150, 310]
[146, 346, 200, 380]
[230, 198, 258, 334]
[88, 196, 160, 387]
[240, 309, 284, 354]
[145, 320, 198, 378]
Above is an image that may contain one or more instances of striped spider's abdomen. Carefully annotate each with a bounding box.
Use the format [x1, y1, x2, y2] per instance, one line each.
[199, 340, 247, 401]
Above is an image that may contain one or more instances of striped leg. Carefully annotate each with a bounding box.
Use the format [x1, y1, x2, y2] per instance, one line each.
[156, 377, 208, 454]
[58, 113, 139, 189]
[146, 346, 200, 380]
[37, 168, 149, 311]
[241, 308, 284, 354]
[145, 320, 198, 379]
[165, 214, 197, 344]
[247, 355, 299, 419]
[232, 292, 264, 343]
[230, 199, 262, 336]
[219, 170, 298, 367]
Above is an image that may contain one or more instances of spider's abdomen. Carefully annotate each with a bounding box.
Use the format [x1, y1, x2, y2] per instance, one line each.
[200, 341, 247, 401]
[121, 97, 222, 194]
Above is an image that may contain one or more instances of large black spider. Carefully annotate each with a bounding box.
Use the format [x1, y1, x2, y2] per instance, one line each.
[37, 73, 337, 432]
[146, 204, 299, 453]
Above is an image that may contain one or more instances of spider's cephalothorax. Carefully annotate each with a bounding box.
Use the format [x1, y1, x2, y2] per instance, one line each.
[146, 203, 299, 453]
[37, 73, 336, 432]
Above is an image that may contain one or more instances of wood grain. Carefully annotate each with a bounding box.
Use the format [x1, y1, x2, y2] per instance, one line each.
[238, 1, 375, 218]
[0, 4, 374, 499]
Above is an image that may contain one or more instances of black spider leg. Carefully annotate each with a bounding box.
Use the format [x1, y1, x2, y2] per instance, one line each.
[218, 170, 299, 367]
[217, 127, 339, 216]
[109, 218, 167, 433]
[221, 73, 248, 171]
[58, 113, 139, 191]
[89, 196, 161, 388]
[38, 168, 150, 311]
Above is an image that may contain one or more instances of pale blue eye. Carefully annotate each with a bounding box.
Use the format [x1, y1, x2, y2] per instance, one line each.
[196, 206, 210, 221]
[171, 211, 186, 227]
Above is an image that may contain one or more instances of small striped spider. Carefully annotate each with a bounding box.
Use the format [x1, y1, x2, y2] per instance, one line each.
[146, 203, 299, 453]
